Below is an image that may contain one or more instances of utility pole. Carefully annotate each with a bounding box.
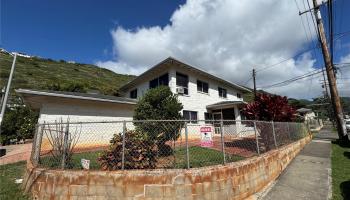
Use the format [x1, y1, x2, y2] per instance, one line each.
[312, 0, 347, 139]
[0, 54, 17, 130]
[321, 68, 329, 99]
[252, 68, 257, 100]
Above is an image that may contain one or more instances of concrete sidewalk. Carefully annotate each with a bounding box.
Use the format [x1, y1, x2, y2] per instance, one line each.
[261, 127, 337, 200]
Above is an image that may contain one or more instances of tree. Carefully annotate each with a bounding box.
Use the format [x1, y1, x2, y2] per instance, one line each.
[242, 93, 296, 122]
[0, 97, 38, 145]
[242, 94, 296, 151]
[133, 86, 183, 152]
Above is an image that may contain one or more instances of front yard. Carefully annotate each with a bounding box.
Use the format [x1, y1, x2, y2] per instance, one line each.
[39, 146, 244, 170]
[331, 139, 350, 200]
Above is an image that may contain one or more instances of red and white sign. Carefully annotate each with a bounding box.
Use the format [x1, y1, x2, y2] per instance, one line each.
[200, 126, 213, 147]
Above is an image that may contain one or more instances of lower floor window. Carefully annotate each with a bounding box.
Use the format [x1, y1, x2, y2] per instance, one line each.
[183, 110, 198, 123]
[204, 112, 213, 122]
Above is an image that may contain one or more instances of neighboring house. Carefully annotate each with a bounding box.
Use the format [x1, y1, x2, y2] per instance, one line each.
[296, 108, 316, 121]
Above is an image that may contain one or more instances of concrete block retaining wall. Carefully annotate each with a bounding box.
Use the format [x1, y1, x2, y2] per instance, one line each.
[23, 135, 312, 200]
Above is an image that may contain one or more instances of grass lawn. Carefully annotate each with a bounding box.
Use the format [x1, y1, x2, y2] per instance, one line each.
[331, 140, 350, 200]
[0, 161, 29, 200]
[40, 146, 244, 170]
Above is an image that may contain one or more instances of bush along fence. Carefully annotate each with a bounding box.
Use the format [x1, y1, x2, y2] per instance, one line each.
[30, 120, 311, 170]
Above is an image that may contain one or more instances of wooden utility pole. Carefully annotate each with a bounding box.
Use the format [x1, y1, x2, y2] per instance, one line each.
[312, 0, 347, 139]
[252, 68, 257, 99]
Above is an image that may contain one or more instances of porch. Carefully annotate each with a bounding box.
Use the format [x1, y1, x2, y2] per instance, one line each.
[205, 101, 252, 137]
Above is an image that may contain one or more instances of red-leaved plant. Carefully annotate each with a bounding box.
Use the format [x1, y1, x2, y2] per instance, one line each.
[242, 94, 296, 122]
[242, 94, 296, 151]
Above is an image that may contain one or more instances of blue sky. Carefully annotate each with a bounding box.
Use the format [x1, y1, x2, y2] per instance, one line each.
[1, 0, 185, 63]
[1, 0, 349, 98]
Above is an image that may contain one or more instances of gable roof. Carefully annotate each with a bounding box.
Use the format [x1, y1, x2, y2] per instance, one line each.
[119, 57, 251, 93]
[16, 89, 137, 105]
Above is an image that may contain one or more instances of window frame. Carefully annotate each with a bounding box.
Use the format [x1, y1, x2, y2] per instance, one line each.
[149, 73, 169, 89]
[176, 72, 189, 95]
[237, 93, 241, 98]
[129, 89, 138, 99]
[218, 87, 227, 98]
[183, 110, 198, 124]
[197, 80, 209, 94]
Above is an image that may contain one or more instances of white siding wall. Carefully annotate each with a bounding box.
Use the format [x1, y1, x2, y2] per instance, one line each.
[39, 102, 134, 123]
[124, 66, 244, 121]
[169, 67, 243, 120]
[38, 101, 135, 149]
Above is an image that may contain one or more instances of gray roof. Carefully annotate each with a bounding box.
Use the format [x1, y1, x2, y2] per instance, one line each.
[296, 108, 313, 113]
[16, 89, 137, 105]
[206, 101, 247, 109]
[119, 57, 251, 93]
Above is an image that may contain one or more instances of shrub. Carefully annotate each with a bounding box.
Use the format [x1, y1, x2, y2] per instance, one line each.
[0, 98, 38, 145]
[98, 130, 157, 170]
[242, 94, 296, 151]
[133, 86, 183, 147]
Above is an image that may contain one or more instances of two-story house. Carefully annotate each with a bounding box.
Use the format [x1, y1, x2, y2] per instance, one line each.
[119, 57, 250, 124]
[17, 57, 251, 148]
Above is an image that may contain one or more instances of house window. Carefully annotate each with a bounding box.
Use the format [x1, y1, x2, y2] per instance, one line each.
[149, 73, 169, 89]
[218, 87, 227, 98]
[197, 80, 209, 93]
[176, 72, 189, 95]
[204, 112, 213, 123]
[130, 89, 137, 99]
[183, 110, 197, 123]
[237, 93, 241, 98]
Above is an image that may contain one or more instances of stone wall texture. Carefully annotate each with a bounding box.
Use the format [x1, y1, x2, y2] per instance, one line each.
[22, 135, 312, 200]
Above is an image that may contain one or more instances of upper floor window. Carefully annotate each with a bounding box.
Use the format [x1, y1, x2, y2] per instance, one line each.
[183, 110, 198, 123]
[218, 87, 227, 98]
[176, 72, 189, 95]
[130, 89, 137, 99]
[149, 73, 169, 89]
[237, 93, 242, 98]
[197, 80, 209, 93]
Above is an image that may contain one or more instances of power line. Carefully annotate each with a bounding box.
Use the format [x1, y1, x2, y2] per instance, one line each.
[259, 68, 324, 89]
[259, 64, 350, 89]
[255, 45, 320, 72]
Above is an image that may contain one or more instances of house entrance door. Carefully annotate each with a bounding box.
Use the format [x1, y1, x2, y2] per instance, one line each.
[213, 112, 222, 134]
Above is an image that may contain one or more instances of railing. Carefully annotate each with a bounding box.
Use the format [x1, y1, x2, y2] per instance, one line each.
[30, 120, 310, 170]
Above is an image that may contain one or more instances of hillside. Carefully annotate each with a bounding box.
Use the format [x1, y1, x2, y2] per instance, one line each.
[0, 51, 135, 95]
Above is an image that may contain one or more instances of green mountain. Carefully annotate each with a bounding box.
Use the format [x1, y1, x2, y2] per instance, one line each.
[0, 51, 135, 95]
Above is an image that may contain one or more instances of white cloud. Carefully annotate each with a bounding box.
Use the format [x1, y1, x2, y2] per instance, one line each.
[337, 54, 350, 97]
[96, 0, 328, 99]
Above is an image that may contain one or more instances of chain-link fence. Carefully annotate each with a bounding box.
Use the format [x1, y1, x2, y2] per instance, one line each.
[30, 120, 310, 170]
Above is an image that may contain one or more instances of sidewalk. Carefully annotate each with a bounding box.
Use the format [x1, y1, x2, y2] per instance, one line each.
[261, 127, 337, 200]
[0, 143, 32, 165]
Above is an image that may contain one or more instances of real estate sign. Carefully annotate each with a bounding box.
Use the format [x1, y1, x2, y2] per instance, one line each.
[200, 126, 213, 147]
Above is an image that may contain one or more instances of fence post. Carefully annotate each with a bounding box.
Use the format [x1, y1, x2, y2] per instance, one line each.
[271, 121, 277, 148]
[121, 121, 126, 170]
[61, 123, 69, 169]
[254, 121, 260, 155]
[32, 124, 44, 166]
[185, 122, 190, 169]
[287, 122, 291, 140]
[220, 119, 226, 165]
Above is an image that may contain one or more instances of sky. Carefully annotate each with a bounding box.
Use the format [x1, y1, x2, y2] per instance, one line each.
[1, 0, 350, 99]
